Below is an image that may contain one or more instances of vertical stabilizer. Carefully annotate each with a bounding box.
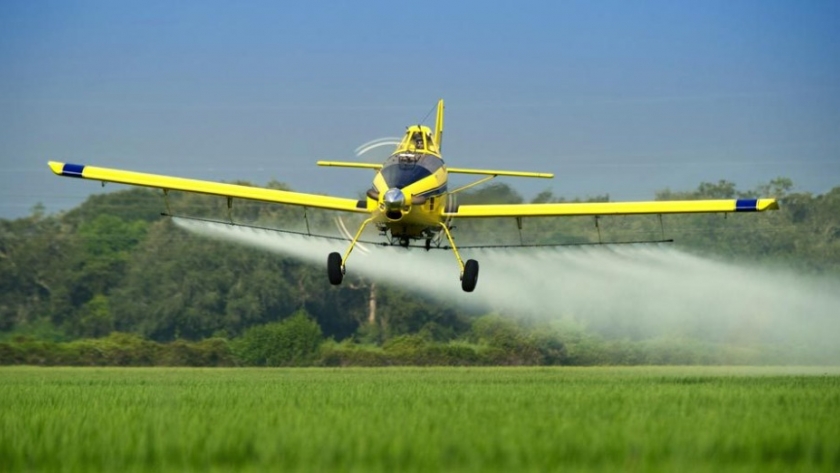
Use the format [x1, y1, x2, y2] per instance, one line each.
[434, 99, 444, 151]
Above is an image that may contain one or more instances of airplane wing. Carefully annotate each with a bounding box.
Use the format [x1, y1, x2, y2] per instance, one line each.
[443, 198, 779, 218]
[48, 161, 369, 213]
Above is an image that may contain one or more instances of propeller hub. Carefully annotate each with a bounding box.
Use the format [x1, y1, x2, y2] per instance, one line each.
[383, 188, 405, 211]
[383, 188, 406, 220]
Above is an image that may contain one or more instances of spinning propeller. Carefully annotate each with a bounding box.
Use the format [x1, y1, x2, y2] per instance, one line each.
[333, 136, 402, 252]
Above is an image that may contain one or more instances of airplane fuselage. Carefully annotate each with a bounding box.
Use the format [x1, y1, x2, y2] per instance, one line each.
[366, 125, 450, 242]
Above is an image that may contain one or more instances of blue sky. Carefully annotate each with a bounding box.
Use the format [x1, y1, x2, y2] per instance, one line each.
[1, 0, 838, 218]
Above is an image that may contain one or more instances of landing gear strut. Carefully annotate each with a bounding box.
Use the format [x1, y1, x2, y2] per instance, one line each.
[328, 219, 479, 293]
[439, 222, 479, 292]
[328, 217, 374, 286]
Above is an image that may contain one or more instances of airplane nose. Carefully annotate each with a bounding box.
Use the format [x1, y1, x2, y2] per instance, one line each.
[383, 188, 405, 211]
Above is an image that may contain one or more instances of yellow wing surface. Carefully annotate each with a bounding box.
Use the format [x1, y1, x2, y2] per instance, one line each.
[48, 161, 369, 213]
[444, 199, 779, 218]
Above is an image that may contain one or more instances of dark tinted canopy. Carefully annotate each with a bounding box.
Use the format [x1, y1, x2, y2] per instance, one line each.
[380, 153, 443, 189]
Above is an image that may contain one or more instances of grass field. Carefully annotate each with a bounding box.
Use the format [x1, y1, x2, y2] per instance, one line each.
[1, 367, 838, 472]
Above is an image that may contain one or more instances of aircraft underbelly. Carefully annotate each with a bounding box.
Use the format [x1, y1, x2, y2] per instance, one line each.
[371, 200, 442, 238]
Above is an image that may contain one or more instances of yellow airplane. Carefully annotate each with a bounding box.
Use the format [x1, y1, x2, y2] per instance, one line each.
[48, 99, 779, 292]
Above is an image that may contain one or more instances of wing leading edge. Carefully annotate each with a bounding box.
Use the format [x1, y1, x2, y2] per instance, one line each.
[444, 199, 779, 218]
[48, 161, 369, 213]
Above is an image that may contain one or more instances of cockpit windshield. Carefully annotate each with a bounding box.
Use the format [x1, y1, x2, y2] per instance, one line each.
[399, 126, 437, 153]
[380, 153, 443, 189]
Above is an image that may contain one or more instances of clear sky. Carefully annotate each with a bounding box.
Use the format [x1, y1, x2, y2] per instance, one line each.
[1, 0, 838, 218]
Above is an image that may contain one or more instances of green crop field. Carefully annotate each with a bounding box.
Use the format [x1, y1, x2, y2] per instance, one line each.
[1, 367, 838, 472]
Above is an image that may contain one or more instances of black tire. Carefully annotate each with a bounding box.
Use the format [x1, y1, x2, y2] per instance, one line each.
[461, 259, 479, 292]
[327, 252, 343, 285]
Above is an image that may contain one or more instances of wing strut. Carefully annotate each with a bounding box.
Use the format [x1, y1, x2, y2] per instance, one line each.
[162, 189, 172, 216]
[448, 175, 496, 195]
[659, 214, 665, 240]
[595, 216, 602, 244]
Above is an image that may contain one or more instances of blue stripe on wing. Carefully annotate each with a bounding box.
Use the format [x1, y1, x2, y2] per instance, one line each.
[735, 198, 758, 212]
[62, 163, 85, 178]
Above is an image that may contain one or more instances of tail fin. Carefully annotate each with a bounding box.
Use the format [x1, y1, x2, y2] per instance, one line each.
[434, 99, 444, 151]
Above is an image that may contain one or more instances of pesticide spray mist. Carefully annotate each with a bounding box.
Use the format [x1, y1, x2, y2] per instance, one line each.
[174, 218, 840, 363]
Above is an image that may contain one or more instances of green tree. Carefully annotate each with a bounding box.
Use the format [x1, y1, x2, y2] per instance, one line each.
[75, 295, 114, 338]
[231, 311, 323, 366]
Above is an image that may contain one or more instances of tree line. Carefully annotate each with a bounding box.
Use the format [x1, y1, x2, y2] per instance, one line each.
[1, 177, 838, 365]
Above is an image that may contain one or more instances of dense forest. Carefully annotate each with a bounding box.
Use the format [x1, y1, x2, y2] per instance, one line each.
[1, 177, 838, 366]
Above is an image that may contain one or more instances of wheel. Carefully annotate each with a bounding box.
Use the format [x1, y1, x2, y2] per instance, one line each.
[327, 252, 343, 285]
[461, 259, 479, 292]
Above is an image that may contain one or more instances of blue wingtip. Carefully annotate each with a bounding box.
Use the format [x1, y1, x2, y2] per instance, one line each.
[62, 163, 85, 178]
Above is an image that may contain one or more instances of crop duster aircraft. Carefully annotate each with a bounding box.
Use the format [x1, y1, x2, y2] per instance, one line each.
[49, 99, 779, 292]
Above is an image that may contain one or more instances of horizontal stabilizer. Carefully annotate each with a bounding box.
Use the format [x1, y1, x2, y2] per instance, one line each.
[447, 167, 554, 178]
[317, 161, 383, 170]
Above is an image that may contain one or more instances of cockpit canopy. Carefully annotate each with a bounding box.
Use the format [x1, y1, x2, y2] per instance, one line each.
[398, 125, 438, 154]
[380, 153, 443, 189]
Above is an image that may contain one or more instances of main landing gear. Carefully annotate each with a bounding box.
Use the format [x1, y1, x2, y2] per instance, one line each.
[327, 217, 373, 287]
[327, 252, 343, 285]
[327, 220, 480, 292]
[438, 222, 479, 292]
[461, 259, 479, 292]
